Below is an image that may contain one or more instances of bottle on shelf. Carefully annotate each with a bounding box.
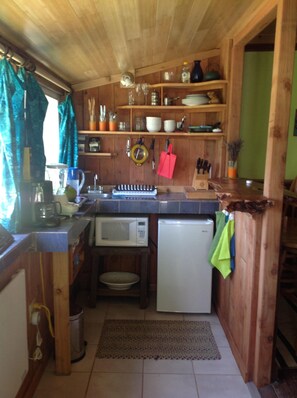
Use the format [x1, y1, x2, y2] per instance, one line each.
[190, 60, 204, 83]
[181, 61, 190, 83]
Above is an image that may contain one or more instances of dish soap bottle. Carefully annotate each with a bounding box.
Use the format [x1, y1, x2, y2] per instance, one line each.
[181, 61, 190, 83]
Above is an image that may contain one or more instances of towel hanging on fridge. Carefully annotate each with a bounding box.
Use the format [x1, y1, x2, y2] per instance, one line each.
[157, 141, 176, 179]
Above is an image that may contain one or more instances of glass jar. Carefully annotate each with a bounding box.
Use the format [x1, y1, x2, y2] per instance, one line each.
[181, 61, 190, 83]
[150, 90, 159, 106]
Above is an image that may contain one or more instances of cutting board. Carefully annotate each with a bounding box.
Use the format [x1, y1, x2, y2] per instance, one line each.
[184, 187, 217, 199]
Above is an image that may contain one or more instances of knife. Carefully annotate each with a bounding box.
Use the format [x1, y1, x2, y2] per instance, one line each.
[196, 158, 203, 174]
[202, 159, 209, 174]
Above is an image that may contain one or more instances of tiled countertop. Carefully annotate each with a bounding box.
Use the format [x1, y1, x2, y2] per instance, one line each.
[93, 192, 219, 214]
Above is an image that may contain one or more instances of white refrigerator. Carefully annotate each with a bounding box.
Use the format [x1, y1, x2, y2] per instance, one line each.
[157, 217, 214, 313]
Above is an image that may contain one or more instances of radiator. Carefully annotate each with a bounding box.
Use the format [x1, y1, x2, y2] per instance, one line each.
[0, 269, 29, 398]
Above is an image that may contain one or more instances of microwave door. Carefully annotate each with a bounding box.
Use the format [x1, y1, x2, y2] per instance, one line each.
[97, 218, 136, 246]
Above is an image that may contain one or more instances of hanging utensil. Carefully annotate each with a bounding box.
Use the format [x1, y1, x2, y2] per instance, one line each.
[126, 137, 131, 157]
[150, 138, 156, 170]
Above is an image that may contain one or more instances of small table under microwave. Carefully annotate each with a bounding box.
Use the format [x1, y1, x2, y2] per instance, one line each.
[90, 215, 150, 308]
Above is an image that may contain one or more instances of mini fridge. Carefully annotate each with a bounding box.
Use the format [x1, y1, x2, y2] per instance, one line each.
[157, 217, 214, 313]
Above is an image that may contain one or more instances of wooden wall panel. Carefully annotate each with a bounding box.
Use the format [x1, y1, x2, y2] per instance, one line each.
[73, 65, 226, 187]
[214, 212, 262, 382]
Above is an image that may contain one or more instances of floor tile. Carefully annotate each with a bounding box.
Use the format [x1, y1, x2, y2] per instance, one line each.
[33, 372, 90, 398]
[93, 358, 143, 373]
[143, 359, 194, 374]
[143, 373, 199, 398]
[192, 346, 240, 375]
[195, 374, 251, 398]
[34, 295, 255, 398]
[71, 344, 97, 372]
[86, 372, 142, 398]
[210, 323, 231, 347]
[84, 321, 103, 345]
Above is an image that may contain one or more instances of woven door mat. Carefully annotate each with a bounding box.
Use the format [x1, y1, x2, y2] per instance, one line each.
[97, 319, 221, 360]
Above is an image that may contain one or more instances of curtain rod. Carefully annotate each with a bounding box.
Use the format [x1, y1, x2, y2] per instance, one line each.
[0, 40, 71, 93]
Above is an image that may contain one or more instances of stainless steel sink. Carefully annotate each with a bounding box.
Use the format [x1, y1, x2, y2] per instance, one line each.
[87, 192, 112, 199]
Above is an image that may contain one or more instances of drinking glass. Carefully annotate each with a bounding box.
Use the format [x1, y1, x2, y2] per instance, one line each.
[135, 84, 142, 105]
[142, 83, 149, 105]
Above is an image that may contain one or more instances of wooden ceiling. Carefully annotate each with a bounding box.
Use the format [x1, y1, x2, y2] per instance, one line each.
[0, 0, 270, 90]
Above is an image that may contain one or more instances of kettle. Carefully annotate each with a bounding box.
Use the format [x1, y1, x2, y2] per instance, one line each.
[67, 167, 85, 198]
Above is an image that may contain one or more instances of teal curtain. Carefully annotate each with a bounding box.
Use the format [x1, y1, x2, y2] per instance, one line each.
[18, 68, 48, 180]
[0, 59, 24, 232]
[58, 94, 78, 167]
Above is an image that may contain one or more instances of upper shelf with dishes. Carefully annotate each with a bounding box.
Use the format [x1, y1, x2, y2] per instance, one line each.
[117, 80, 228, 110]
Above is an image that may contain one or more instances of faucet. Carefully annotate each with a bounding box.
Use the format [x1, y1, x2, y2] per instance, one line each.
[94, 173, 98, 190]
[92, 173, 103, 193]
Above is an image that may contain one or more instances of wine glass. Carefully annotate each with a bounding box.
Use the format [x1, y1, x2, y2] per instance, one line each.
[135, 83, 142, 105]
[142, 83, 149, 105]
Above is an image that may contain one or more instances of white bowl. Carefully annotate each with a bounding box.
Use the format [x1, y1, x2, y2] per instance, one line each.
[99, 272, 140, 290]
[164, 120, 176, 132]
[146, 116, 162, 132]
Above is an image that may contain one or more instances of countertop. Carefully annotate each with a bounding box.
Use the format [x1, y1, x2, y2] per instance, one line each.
[0, 200, 96, 273]
[0, 179, 269, 273]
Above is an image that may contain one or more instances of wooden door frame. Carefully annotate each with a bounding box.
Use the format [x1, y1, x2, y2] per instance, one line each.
[223, 0, 297, 387]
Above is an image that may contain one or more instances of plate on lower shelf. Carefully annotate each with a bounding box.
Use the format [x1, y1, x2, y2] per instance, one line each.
[99, 272, 140, 290]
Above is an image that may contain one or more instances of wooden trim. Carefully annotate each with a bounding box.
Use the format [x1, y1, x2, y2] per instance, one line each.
[254, 0, 297, 387]
[227, 44, 245, 143]
[232, 0, 278, 46]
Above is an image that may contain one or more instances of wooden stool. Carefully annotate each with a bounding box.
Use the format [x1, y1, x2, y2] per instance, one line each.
[89, 246, 150, 309]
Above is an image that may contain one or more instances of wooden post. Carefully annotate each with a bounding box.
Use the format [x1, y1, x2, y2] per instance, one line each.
[52, 252, 71, 375]
[254, 0, 297, 387]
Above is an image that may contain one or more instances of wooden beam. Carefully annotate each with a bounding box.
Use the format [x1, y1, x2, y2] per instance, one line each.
[254, 0, 297, 387]
[227, 44, 245, 144]
[232, 0, 278, 46]
[52, 252, 71, 375]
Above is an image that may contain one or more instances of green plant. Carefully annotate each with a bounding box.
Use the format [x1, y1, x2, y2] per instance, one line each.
[227, 139, 244, 162]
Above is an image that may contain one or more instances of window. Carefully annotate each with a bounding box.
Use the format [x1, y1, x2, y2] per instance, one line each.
[43, 95, 59, 165]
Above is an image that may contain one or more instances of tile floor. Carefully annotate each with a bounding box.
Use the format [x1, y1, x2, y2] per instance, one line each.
[34, 292, 260, 398]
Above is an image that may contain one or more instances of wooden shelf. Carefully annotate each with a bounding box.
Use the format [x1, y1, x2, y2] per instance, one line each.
[117, 104, 226, 112]
[78, 130, 224, 139]
[150, 80, 228, 90]
[79, 151, 117, 157]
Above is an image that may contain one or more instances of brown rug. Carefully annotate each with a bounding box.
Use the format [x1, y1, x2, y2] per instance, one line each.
[96, 320, 221, 360]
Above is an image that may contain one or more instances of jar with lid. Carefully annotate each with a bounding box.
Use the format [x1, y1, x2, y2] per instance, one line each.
[150, 90, 160, 106]
[181, 61, 190, 83]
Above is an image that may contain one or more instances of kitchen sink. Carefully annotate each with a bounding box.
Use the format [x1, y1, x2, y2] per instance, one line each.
[87, 192, 112, 199]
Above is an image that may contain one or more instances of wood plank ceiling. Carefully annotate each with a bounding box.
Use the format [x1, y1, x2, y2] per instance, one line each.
[0, 0, 269, 89]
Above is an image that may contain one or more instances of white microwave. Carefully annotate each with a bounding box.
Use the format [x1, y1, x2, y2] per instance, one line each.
[95, 216, 149, 247]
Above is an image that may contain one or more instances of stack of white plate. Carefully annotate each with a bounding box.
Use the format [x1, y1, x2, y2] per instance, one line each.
[182, 94, 209, 106]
